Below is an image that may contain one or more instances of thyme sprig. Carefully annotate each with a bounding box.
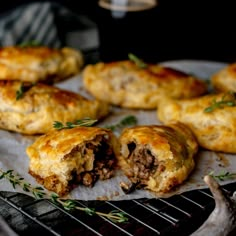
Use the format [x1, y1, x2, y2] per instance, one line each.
[16, 82, 36, 100]
[18, 40, 42, 47]
[105, 115, 138, 131]
[16, 83, 25, 100]
[0, 169, 45, 199]
[54, 115, 137, 131]
[204, 91, 236, 113]
[208, 170, 236, 181]
[0, 169, 128, 223]
[53, 118, 97, 130]
[53, 195, 128, 222]
[128, 53, 148, 69]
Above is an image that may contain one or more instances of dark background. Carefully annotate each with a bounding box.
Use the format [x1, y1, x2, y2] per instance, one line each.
[1, 0, 236, 63]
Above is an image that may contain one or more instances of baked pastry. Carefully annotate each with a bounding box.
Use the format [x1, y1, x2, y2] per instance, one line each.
[0, 81, 109, 134]
[26, 126, 118, 196]
[0, 46, 83, 83]
[82, 60, 208, 109]
[118, 122, 198, 194]
[157, 92, 236, 153]
[211, 63, 236, 92]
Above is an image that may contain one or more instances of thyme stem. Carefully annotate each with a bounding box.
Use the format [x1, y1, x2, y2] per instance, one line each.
[204, 91, 236, 113]
[56, 198, 128, 222]
[208, 170, 236, 181]
[105, 115, 137, 131]
[53, 118, 97, 130]
[0, 169, 128, 223]
[128, 53, 148, 68]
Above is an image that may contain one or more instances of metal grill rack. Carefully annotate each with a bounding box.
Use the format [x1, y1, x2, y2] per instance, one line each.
[1, 182, 236, 236]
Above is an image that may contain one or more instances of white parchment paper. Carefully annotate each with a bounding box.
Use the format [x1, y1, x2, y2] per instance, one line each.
[1, 60, 235, 201]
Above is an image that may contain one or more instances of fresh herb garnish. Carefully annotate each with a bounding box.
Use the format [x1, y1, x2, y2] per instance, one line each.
[0, 169, 128, 223]
[16, 83, 25, 100]
[53, 118, 97, 130]
[208, 170, 236, 181]
[204, 91, 236, 113]
[16, 82, 36, 100]
[128, 53, 147, 69]
[18, 40, 42, 47]
[105, 115, 138, 131]
[54, 115, 137, 131]
[0, 169, 46, 199]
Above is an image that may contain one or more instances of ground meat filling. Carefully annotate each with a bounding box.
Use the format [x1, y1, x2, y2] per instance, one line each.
[72, 135, 116, 188]
[127, 142, 158, 181]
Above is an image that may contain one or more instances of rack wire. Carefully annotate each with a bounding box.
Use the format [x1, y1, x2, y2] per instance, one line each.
[1, 182, 236, 236]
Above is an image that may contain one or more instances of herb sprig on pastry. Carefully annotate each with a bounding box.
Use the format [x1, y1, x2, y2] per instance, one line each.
[82, 59, 208, 109]
[0, 81, 110, 134]
[26, 126, 119, 196]
[0, 46, 83, 83]
[157, 92, 236, 153]
[118, 122, 198, 193]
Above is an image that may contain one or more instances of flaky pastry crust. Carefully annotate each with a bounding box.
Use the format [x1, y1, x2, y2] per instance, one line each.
[211, 63, 236, 92]
[157, 93, 236, 153]
[0, 81, 109, 134]
[0, 46, 83, 83]
[118, 123, 198, 193]
[83, 60, 207, 109]
[26, 127, 119, 196]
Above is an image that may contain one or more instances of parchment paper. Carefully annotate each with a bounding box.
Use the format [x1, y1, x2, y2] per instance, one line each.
[1, 60, 235, 201]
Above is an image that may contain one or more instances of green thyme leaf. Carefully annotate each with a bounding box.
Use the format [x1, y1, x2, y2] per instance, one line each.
[62, 200, 77, 210]
[53, 121, 64, 130]
[16, 83, 24, 100]
[16, 83, 36, 100]
[53, 118, 97, 130]
[84, 207, 96, 216]
[105, 115, 137, 131]
[128, 53, 147, 68]
[204, 91, 236, 113]
[208, 170, 236, 181]
[18, 40, 42, 47]
[108, 210, 129, 223]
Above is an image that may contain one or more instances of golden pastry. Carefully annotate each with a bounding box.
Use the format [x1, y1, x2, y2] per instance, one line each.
[118, 122, 198, 193]
[82, 60, 207, 109]
[26, 126, 118, 196]
[157, 92, 236, 153]
[211, 63, 236, 92]
[0, 46, 83, 83]
[0, 81, 109, 134]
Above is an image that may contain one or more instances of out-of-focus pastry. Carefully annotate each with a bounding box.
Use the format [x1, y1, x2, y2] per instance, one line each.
[0, 46, 83, 83]
[0, 81, 109, 134]
[26, 126, 118, 196]
[157, 92, 236, 153]
[118, 122, 198, 194]
[82, 60, 208, 109]
[211, 63, 236, 93]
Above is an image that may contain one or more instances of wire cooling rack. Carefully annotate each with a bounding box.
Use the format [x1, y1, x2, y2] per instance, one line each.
[1, 182, 236, 236]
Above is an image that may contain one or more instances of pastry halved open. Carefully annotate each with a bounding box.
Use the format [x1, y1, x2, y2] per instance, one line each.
[118, 122, 198, 193]
[26, 127, 118, 196]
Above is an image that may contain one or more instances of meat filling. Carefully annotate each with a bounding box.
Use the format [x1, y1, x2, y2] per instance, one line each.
[69, 135, 116, 188]
[127, 142, 158, 181]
